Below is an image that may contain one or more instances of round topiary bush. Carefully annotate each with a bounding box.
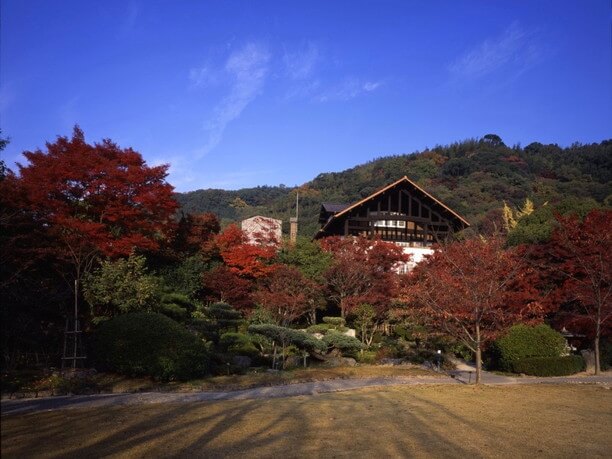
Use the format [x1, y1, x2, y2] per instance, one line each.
[92, 312, 210, 381]
[490, 324, 566, 372]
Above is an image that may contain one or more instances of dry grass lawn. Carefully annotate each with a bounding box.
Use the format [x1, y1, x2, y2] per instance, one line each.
[2, 384, 611, 458]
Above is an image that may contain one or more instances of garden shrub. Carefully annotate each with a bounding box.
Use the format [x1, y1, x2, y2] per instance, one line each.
[323, 331, 364, 357]
[356, 350, 377, 364]
[306, 324, 331, 334]
[322, 317, 346, 328]
[511, 355, 585, 376]
[92, 312, 210, 381]
[219, 332, 259, 357]
[490, 324, 566, 372]
[248, 324, 327, 354]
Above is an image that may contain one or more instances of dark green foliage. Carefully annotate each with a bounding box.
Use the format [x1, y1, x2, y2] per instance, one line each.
[158, 255, 209, 299]
[206, 302, 242, 329]
[159, 292, 194, 322]
[175, 137, 612, 237]
[219, 332, 259, 357]
[92, 312, 210, 381]
[490, 324, 566, 372]
[248, 324, 327, 353]
[322, 331, 364, 356]
[307, 324, 332, 334]
[322, 317, 346, 328]
[507, 198, 602, 246]
[511, 355, 585, 376]
[191, 302, 243, 344]
[277, 237, 332, 282]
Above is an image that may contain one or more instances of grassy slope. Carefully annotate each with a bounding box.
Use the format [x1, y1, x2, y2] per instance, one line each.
[3, 385, 611, 458]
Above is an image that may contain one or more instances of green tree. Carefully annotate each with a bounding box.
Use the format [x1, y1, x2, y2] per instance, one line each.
[351, 304, 379, 347]
[83, 253, 161, 322]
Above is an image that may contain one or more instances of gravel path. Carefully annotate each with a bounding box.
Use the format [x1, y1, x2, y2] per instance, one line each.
[2, 373, 610, 416]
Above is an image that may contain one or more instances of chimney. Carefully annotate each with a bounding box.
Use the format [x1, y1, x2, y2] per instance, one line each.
[290, 191, 299, 244]
[290, 217, 298, 244]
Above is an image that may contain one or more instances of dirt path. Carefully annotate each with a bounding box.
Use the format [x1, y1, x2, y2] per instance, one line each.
[2, 373, 610, 416]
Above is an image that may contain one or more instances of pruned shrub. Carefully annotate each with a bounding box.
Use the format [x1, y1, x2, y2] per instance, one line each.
[323, 331, 364, 357]
[248, 324, 327, 354]
[322, 317, 346, 328]
[92, 312, 210, 381]
[306, 324, 331, 334]
[511, 355, 585, 376]
[219, 332, 259, 357]
[490, 324, 566, 372]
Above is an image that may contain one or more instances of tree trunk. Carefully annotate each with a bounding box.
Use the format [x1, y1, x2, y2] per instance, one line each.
[340, 298, 346, 319]
[475, 323, 482, 385]
[594, 319, 601, 375]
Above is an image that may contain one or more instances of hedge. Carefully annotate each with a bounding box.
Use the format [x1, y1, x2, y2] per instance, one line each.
[92, 312, 210, 381]
[490, 324, 566, 372]
[511, 355, 585, 376]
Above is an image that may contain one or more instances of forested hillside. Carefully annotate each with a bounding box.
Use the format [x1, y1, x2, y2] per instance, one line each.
[177, 135, 612, 236]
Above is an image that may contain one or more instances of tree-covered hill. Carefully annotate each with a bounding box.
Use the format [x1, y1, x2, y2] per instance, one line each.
[176, 135, 612, 237]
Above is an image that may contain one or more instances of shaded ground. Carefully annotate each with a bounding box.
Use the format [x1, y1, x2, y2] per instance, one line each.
[2, 385, 611, 458]
[1, 366, 438, 398]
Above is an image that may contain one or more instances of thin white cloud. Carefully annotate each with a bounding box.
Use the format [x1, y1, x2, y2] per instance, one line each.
[449, 22, 540, 80]
[316, 77, 383, 102]
[283, 42, 319, 80]
[195, 42, 271, 157]
[188, 65, 217, 88]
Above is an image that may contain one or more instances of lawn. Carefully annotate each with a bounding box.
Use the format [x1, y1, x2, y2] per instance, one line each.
[2, 384, 611, 458]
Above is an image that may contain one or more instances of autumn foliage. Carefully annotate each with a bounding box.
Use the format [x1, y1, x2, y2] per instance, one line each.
[17, 127, 178, 261]
[320, 236, 409, 317]
[215, 224, 277, 278]
[548, 210, 611, 373]
[407, 237, 547, 383]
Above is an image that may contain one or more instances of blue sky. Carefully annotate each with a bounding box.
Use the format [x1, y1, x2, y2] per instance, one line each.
[1, 1, 610, 191]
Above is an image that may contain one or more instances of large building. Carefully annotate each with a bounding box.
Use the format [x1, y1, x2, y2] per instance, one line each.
[315, 176, 470, 270]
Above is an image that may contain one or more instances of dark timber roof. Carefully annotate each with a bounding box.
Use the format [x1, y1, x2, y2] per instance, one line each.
[315, 176, 470, 238]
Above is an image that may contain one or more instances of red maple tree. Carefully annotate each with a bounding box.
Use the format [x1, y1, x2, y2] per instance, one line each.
[202, 265, 253, 311]
[547, 210, 611, 374]
[253, 264, 320, 326]
[215, 224, 277, 279]
[406, 237, 546, 383]
[321, 236, 409, 318]
[173, 212, 221, 261]
[16, 127, 178, 286]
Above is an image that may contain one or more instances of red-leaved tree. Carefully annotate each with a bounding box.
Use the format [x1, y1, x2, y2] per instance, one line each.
[321, 236, 409, 318]
[202, 265, 253, 311]
[548, 210, 611, 374]
[407, 237, 546, 384]
[16, 127, 178, 297]
[253, 264, 320, 326]
[215, 224, 277, 279]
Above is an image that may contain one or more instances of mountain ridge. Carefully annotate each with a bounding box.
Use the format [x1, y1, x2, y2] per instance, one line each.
[176, 135, 612, 237]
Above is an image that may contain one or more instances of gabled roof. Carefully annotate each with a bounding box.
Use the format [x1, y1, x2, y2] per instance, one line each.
[321, 203, 349, 213]
[320, 176, 470, 234]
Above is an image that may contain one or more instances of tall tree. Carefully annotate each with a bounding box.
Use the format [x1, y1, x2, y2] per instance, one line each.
[548, 210, 611, 374]
[253, 264, 319, 326]
[407, 237, 546, 384]
[17, 127, 178, 292]
[321, 236, 408, 318]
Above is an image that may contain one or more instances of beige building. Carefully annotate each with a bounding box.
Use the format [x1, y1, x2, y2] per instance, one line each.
[241, 216, 282, 246]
